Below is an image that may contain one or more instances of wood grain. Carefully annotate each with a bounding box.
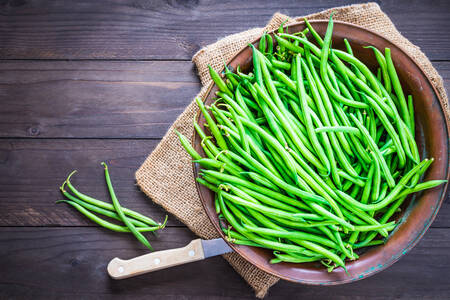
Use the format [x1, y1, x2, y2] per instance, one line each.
[0, 139, 182, 226]
[0, 138, 448, 227]
[0, 226, 449, 299]
[0, 0, 449, 60]
[0, 1, 449, 298]
[0, 60, 200, 138]
[0, 60, 448, 139]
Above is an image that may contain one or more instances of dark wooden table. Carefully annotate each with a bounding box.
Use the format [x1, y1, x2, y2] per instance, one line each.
[0, 0, 449, 298]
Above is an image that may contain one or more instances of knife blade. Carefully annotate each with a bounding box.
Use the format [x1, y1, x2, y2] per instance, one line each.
[108, 238, 233, 279]
[201, 238, 233, 258]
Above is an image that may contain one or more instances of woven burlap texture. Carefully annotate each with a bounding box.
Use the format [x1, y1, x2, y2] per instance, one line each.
[136, 2, 449, 298]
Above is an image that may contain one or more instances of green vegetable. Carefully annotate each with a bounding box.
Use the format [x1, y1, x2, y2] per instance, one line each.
[58, 166, 167, 250]
[175, 15, 446, 272]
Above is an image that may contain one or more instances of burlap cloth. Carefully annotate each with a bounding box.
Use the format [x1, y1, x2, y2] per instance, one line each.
[136, 2, 449, 298]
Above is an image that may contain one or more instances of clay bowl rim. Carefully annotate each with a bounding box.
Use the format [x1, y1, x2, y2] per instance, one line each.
[192, 19, 450, 284]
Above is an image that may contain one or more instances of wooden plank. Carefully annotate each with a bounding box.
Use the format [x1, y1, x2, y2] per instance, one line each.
[0, 0, 449, 60]
[0, 226, 449, 298]
[0, 138, 181, 226]
[0, 138, 448, 227]
[0, 61, 448, 139]
[0, 60, 200, 139]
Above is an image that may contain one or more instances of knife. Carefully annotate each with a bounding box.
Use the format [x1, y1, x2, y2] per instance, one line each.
[107, 238, 233, 279]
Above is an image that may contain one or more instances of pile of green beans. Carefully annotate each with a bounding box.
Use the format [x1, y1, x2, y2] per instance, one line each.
[177, 16, 446, 271]
[58, 163, 167, 250]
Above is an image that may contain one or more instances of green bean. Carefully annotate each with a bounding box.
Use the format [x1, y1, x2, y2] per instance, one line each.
[202, 170, 325, 207]
[304, 18, 323, 45]
[272, 68, 297, 90]
[319, 18, 369, 109]
[200, 138, 215, 159]
[353, 221, 396, 232]
[332, 101, 372, 164]
[62, 173, 159, 226]
[241, 171, 278, 190]
[307, 101, 341, 187]
[270, 252, 323, 264]
[236, 197, 346, 267]
[342, 179, 354, 192]
[264, 144, 299, 186]
[236, 65, 255, 82]
[385, 48, 411, 130]
[333, 50, 382, 97]
[242, 94, 262, 112]
[366, 109, 377, 142]
[333, 229, 357, 260]
[219, 192, 317, 254]
[271, 217, 338, 230]
[408, 95, 415, 137]
[242, 224, 339, 250]
[338, 170, 365, 187]
[175, 130, 202, 160]
[193, 158, 231, 173]
[314, 126, 360, 136]
[394, 180, 447, 200]
[264, 107, 288, 148]
[336, 159, 430, 211]
[237, 116, 346, 219]
[224, 65, 239, 89]
[221, 123, 284, 179]
[271, 58, 291, 70]
[344, 38, 366, 83]
[308, 202, 354, 231]
[222, 228, 267, 248]
[57, 201, 162, 233]
[198, 172, 223, 186]
[237, 185, 308, 212]
[193, 122, 243, 174]
[208, 65, 233, 97]
[60, 192, 165, 229]
[102, 162, 152, 249]
[277, 21, 287, 56]
[350, 114, 395, 187]
[360, 163, 374, 204]
[259, 32, 267, 54]
[196, 98, 228, 151]
[266, 34, 273, 54]
[237, 112, 304, 182]
[235, 86, 255, 122]
[371, 151, 381, 202]
[376, 68, 382, 81]
[295, 55, 331, 173]
[257, 53, 328, 174]
[222, 190, 312, 222]
[287, 101, 320, 151]
[304, 49, 354, 157]
[226, 200, 279, 242]
[376, 183, 388, 202]
[217, 92, 248, 119]
[237, 203, 319, 238]
[365, 46, 391, 93]
[231, 106, 250, 153]
[274, 34, 304, 54]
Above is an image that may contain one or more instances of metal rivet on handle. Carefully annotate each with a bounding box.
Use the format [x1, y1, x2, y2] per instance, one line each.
[188, 250, 195, 257]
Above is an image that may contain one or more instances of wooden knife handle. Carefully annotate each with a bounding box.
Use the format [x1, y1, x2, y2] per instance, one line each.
[107, 239, 205, 279]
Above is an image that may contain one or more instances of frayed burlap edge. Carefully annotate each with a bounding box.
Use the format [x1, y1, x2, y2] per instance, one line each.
[136, 2, 449, 298]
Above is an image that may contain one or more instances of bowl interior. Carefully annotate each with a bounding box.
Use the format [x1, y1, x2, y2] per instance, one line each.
[193, 20, 449, 284]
